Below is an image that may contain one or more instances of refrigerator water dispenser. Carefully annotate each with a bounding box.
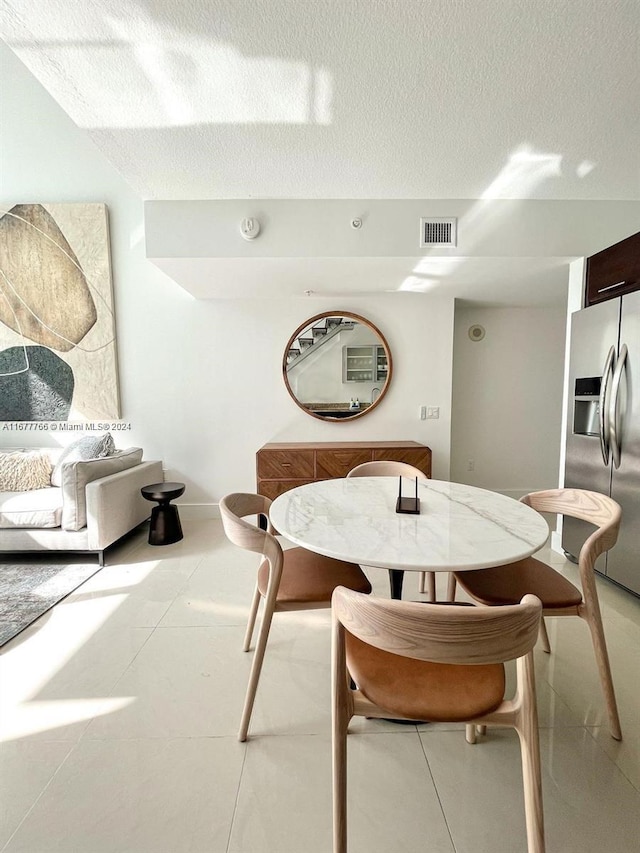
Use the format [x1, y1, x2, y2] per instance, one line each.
[573, 377, 602, 437]
[573, 400, 600, 436]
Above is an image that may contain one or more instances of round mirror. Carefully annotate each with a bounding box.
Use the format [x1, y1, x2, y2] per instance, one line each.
[282, 311, 393, 421]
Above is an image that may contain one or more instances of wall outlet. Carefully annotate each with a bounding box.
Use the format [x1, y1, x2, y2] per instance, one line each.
[467, 459, 475, 471]
[426, 406, 440, 419]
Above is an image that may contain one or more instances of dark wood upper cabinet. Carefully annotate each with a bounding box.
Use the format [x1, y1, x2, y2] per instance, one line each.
[585, 231, 640, 306]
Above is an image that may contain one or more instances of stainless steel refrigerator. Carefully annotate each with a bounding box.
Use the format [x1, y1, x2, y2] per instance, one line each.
[562, 289, 640, 596]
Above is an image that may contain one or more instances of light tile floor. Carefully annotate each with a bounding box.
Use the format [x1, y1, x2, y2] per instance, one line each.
[1, 520, 639, 852]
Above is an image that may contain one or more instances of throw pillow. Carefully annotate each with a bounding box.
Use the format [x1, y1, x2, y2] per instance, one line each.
[0, 450, 53, 491]
[51, 433, 116, 487]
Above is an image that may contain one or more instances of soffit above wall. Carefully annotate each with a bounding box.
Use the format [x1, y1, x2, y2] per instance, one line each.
[145, 199, 640, 305]
[150, 255, 572, 306]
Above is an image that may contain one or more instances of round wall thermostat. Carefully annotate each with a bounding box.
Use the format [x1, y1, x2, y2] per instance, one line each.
[468, 324, 486, 342]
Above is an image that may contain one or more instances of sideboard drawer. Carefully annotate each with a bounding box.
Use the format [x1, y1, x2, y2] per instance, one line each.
[372, 447, 431, 476]
[316, 449, 371, 479]
[259, 479, 315, 500]
[257, 450, 315, 479]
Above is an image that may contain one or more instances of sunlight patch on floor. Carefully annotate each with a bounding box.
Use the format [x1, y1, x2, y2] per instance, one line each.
[0, 697, 135, 742]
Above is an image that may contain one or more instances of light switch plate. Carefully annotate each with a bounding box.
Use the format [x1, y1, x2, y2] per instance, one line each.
[427, 406, 440, 419]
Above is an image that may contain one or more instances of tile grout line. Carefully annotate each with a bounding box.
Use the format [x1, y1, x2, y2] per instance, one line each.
[0, 741, 76, 853]
[583, 725, 640, 793]
[417, 730, 458, 853]
[225, 740, 249, 853]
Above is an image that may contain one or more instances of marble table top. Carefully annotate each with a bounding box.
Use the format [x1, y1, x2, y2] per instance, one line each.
[270, 477, 549, 572]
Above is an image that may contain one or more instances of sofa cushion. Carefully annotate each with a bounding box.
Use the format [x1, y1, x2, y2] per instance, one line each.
[0, 487, 63, 528]
[51, 433, 116, 487]
[60, 447, 144, 531]
[0, 451, 53, 491]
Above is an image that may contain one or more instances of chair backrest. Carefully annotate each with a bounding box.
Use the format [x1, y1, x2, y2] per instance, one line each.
[346, 460, 428, 479]
[521, 488, 621, 568]
[219, 493, 281, 568]
[332, 587, 542, 665]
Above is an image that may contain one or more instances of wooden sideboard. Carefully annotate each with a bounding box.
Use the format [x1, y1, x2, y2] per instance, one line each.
[256, 441, 432, 499]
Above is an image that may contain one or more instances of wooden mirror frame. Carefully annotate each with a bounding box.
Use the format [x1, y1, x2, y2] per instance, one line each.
[282, 311, 393, 422]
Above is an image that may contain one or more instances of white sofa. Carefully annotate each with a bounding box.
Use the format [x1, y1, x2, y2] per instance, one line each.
[0, 446, 163, 565]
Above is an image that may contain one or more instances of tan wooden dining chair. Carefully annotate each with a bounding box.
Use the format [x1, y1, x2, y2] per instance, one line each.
[219, 492, 372, 742]
[332, 588, 544, 853]
[453, 488, 622, 740]
[345, 460, 435, 599]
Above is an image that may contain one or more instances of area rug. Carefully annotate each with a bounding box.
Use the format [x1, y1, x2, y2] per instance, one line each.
[0, 561, 102, 647]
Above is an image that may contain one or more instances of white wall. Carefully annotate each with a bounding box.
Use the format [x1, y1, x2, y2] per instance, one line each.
[1, 44, 454, 510]
[450, 304, 567, 497]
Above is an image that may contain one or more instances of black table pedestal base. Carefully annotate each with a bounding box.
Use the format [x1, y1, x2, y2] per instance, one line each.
[149, 503, 183, 546]
[389, 568, 405, 600]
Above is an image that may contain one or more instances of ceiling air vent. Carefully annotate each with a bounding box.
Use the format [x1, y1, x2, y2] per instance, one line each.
[419, 217, 457, 248]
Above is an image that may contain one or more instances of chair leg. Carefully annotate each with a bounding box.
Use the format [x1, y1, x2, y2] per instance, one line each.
[418, 572, 436, 598]
[516, 653, 545, 853]
[465, 723, 487, 744]
[517, 724, 545, 853]
[243, 584, 261, 652]
[238, 595, 276, 742]
[332, 617, 350, 853]
[332, 706, 349, 853]
[426, 571, 436, 602]
[447, 573, 457, 602]
[583, 612, 622, 740]
[538, 618, 551, 654]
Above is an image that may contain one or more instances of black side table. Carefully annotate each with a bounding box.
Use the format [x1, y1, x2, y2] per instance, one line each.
[141, 482, 185, 545]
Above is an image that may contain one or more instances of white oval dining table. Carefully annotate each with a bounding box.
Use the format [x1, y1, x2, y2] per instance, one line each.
[269, 477, 550, 599]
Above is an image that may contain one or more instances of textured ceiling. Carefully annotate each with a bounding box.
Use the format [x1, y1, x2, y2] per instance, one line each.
[2, 0, 639, 201]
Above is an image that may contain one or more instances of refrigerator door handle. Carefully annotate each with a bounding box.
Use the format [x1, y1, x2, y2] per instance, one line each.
[609, 343, 628, 469]
[599, 345, 615, 465]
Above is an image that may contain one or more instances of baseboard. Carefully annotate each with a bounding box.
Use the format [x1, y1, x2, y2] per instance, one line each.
[177, 503, 220, 520]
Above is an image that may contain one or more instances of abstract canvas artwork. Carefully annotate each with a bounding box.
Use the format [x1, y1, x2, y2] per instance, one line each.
[0, 203, 120, 421]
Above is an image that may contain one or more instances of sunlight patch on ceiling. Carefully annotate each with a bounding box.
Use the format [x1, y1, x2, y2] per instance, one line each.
[481, 146, 563, 199]
[411, 257, 468, 278]
[576, 160, 596, 178]
[397, 276, 440, 293]
[434, 144, 568, 293]
[8, 12, 334, 129]
[398, 257, 467, 292]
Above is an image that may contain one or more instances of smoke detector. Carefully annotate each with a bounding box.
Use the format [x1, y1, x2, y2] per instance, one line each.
[419, 217, 457, 248]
